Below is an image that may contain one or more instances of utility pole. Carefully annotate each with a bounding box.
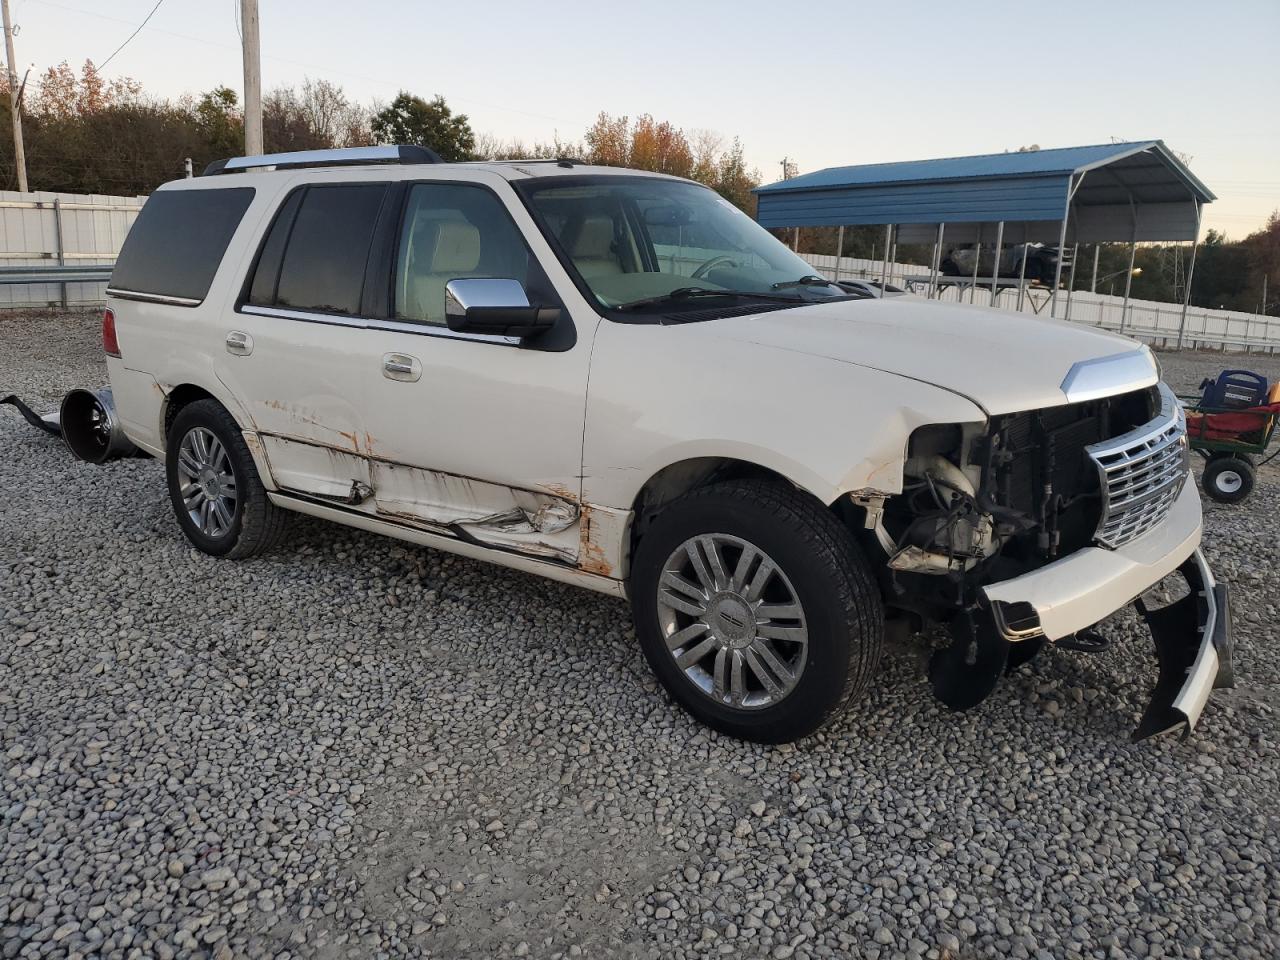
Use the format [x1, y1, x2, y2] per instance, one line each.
[240, 0, 262, 156]
[2, 0, 27, 192]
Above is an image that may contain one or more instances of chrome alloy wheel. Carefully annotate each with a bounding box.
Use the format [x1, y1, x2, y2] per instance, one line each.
[656, 534, 808, 709]
[176, 426, 238, 538]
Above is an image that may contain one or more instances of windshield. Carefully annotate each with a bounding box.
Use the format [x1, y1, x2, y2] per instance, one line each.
[517, 176, 848, 314]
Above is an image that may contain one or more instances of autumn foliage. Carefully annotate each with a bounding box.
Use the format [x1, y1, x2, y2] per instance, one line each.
[579, 113, 758, 212]
[0, 62, 761, 212]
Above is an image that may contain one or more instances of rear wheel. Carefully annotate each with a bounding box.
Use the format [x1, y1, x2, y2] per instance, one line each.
[166, 399, 287, 557]
[1202, 455, 1255, 504]
[630, 480, 883, 743]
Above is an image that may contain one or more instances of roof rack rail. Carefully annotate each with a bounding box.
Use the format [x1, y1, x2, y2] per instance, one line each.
[490, 156, 584, 167]
[202, 145, 442, 176]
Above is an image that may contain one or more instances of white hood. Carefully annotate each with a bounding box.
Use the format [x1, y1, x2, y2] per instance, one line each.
[694, 296, 1157, 415]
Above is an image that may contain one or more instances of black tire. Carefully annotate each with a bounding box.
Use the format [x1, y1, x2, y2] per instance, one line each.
[166, 399, 287, 558]
[1005, 636, 1046, 673]
[630, 479, 883, 743]
[1202, 455, 1255, 504]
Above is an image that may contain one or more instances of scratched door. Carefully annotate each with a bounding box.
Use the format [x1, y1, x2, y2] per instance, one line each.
[356, 180, 594, 564]
[217, 181, 387, 502]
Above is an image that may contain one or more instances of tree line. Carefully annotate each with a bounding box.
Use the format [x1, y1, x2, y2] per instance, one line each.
[0, 61, 761, 211]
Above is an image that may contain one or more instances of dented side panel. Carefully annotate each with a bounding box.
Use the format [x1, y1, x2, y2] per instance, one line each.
[102, 360, 166, 451]
[369, 461, 576, 530]
[257, 435, 371, 502]
[369, 460, 582, 563]
[579, 502, 631, 580]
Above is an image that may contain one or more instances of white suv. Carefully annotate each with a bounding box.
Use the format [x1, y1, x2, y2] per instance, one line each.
[101, 145, 1232, 742]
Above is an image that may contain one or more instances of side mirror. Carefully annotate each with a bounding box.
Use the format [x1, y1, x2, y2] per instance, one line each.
[444, 278, 560, 337]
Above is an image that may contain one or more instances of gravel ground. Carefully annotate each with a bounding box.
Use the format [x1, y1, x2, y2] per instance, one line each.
[2, 313, 1277, 960]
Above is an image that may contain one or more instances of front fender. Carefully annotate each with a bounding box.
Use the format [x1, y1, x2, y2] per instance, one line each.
[582, 320, 986, 509]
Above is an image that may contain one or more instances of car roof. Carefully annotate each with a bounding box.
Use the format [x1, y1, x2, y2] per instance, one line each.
[164, 148, 694, 193]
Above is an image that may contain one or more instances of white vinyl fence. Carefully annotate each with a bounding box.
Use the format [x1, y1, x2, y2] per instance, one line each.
[0, 190, 145, 308]
[805, 251, 1280, 353]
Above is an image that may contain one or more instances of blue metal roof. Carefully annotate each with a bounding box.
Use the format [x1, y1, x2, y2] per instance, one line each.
[757, 142, 1156, 192]
[753, 140, 1214, 241]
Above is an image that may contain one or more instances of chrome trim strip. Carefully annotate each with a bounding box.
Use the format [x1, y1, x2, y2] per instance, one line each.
[239, 304, 365, 328]
[1060, 348, 1159, 403]
[106, 288, 202, 307]
[237, 305, 520, 346]
[990, 601, 1046, 642]
[374, 318, 519, 346]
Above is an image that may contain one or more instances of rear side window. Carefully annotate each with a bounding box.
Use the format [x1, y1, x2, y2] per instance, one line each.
[110, 187, 254, 302]
[248, 184, 387, 316]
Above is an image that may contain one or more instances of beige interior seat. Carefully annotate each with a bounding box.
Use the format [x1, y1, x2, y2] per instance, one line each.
[403, 219, 483, 324]
[569, 216, 623, 278]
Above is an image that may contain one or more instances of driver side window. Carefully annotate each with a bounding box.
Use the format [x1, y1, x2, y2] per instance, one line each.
[394, 184, 535, 326]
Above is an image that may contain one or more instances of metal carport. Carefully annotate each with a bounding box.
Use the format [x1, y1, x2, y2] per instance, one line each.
[753, 141, 1216, 345]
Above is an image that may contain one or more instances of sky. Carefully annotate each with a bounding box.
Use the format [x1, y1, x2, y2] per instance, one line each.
[6, 0, 1278, 236]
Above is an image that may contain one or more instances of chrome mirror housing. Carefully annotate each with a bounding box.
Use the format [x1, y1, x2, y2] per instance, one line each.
[444, 278, 531, 320]
[443, 278, 558, 338]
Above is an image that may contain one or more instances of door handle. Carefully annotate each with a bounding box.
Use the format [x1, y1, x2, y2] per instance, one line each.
[382, 353, 422, 382]
[225, 331, 253, 356]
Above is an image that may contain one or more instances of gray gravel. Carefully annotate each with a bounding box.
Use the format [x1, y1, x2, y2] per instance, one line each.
[2, 313, 1278, 960]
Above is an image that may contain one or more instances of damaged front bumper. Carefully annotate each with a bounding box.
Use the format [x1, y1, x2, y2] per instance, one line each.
[978, 482, 1234, 739]
[1132, 549, 1233, 739]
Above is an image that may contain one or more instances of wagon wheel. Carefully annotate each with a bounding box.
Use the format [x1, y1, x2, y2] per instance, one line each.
[1202, 456, 1255, 504]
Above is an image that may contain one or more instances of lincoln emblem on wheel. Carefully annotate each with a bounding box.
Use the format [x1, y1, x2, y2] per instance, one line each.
[657, 533, 809, 709]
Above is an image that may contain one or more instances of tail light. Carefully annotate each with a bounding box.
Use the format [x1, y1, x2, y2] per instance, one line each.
[102, 308, 121, 358]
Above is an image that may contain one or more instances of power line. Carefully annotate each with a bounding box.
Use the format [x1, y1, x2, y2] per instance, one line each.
[97, 0, 165, 71]
[30, 0, 593, 128]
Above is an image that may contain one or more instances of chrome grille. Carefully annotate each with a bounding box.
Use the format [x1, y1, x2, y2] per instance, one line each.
[1086, 384, 1189, 548]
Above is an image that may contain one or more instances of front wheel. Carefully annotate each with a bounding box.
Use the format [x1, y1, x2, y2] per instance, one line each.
[630, 480, 883, 743]
[1202, 455, 1255, 504]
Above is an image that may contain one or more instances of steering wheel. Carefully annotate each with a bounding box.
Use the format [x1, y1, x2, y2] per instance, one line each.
[690, 255, 739, 281]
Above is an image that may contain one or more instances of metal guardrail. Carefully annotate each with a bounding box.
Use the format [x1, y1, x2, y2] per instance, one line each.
[0, 264, 114, 285]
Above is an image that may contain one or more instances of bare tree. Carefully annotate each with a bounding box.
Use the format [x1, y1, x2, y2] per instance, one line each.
[472, 132, 574, 160]
[689, 128, 723, 185]
[300, 78, 369, 147]
[262, 78, 371, 152]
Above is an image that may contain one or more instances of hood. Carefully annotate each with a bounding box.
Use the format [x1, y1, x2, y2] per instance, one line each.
[695, 296, 1157, 415]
